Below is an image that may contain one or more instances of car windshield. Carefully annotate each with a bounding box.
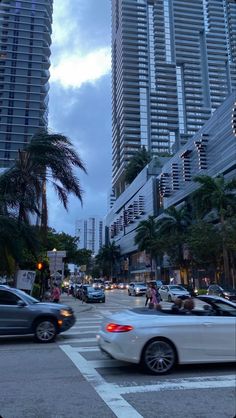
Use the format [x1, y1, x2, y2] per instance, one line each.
[15, 289, 39, 304]
[88, 286, 99, 292]
[135, 283, 146, 287]
[169, 285, 186, 291]
[212, 301, 236, 316]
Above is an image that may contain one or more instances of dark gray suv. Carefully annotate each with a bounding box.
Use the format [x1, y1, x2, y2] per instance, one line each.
[0, 286, 76, 343]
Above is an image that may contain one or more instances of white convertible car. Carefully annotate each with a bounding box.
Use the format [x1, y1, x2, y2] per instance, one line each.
[97, 296, 236, 374]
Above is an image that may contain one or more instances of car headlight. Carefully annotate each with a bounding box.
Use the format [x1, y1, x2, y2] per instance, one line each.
[136, 287, 140, 292]
[60, 309, 73, 317]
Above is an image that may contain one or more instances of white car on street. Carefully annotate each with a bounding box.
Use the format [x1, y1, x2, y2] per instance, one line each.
[128, 282, 147, 296]
[97, 296, 236, 375]
[159, 284, 190, 301]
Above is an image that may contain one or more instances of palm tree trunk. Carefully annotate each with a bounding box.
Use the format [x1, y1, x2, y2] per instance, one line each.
[221, 214, 230, 286]
[40, 176, 48, 244]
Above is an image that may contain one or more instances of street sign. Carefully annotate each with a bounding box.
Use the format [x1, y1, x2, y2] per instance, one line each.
[47, 250, 66, 258]
[49, 261, 64, 271]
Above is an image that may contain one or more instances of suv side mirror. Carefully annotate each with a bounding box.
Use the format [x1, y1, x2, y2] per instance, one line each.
[17, 300, 26, 307]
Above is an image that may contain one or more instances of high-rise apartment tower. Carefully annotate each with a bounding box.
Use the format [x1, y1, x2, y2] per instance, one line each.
[0, 0, 53, 168]
[111, 0, 236, 196]
[75, 217, 104, 256]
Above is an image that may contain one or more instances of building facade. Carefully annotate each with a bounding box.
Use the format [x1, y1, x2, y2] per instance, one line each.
[106, 91, 236, 281]
[76, 217, 104, 256]
[111, 0, 236, 196]
[0, 0, 53, 168]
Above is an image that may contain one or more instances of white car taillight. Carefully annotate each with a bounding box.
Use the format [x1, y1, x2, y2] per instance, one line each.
[106, 323, 133, 333]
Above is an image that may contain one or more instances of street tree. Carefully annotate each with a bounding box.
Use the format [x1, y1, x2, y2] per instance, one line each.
[125, 146, 151, 185]
[155, 205, 192, 278]
[96, 242, 120, 279]
[186, 221, 222, 280]
[0, 129, 87, 231]
[0, 216, 39, 276]
[135, 216, 164, 278]
[192, 174, 236, 285]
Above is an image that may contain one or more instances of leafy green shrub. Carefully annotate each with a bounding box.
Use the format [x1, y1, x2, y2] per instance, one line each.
[197, 289, 207, 295]
[31, 283, 40, 298]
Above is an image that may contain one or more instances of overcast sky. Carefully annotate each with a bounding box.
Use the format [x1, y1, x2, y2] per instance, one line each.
[47, 0, 112, 236]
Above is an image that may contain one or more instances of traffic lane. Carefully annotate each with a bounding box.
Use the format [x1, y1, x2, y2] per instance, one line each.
[103, 289, 146, 307]
[0, 344, 116, 418]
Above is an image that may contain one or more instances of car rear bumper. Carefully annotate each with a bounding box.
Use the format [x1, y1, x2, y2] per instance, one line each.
[87, 297, 105, 302]
[97, 332, 139, 364]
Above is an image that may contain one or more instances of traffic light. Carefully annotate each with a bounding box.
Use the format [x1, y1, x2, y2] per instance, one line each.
[37, 262, 44, 271]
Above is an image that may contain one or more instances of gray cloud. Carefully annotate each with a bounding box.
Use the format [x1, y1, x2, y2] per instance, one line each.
[47, 0, 112, 236]
[52, 0, 111, 61]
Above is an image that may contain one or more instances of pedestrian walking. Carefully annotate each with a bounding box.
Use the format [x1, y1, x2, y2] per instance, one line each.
[51, 283, 61, 303]
[150, 283, 158, 308]
[145, 283, 152, 307]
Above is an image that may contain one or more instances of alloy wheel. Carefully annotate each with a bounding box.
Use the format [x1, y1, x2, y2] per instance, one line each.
[35, 320, 57, 343]
[143, 339, 176, 374]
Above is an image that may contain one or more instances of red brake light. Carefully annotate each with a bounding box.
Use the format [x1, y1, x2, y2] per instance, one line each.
[106, 323, 133, 333]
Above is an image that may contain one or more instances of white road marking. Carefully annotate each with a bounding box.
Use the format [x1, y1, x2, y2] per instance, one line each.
[118, 375, 236, 394]
[60, 344, 235, 418]
[62, 330, 98, 336]
[88, 359, 126, 368]
[59, 337, 97, 343]
[60, 345, 143, 418]
[75, 347, 100, 352]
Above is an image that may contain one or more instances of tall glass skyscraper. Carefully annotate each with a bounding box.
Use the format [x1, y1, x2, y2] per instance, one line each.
[111, 0, 236, 196]
[0, 0, 53, 168]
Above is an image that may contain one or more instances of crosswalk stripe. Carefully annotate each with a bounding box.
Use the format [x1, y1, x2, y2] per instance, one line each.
[88, 359, 126, 368]
[62, 330, 98, 336]
[118, 375, 236, 394]
[59, 337, 97, 344]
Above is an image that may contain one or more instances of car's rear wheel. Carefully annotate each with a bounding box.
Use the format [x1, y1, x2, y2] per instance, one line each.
[142, 339, 176, 375]
[128, 291, 131, 296]
[34, 319, 57, 343]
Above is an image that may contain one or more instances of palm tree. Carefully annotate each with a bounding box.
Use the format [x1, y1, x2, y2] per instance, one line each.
[96, 242, 120, 279]
[25, 129, 87, 229]
[155, 205, 192, 278]
[135, 216, 162, 278]
[192, 174, 236, 285]
[125, 146, 151, 184]
[0, 129, 87, 229]
[0, 150, 41, 224]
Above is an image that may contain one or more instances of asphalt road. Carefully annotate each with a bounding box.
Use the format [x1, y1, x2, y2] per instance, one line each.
[0, 290, 235, 418]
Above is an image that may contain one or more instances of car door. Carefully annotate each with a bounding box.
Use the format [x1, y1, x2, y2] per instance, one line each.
[129, 283, 134, 295]
[159, 285, 168, 301]
[201, 303, 236, 360]
[0, 290, 31, 334]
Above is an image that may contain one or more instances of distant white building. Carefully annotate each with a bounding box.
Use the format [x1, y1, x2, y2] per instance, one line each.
[75, 217, 104, 255]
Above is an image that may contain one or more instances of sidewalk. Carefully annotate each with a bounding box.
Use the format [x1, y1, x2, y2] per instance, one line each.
[60, 292, 93, 315]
